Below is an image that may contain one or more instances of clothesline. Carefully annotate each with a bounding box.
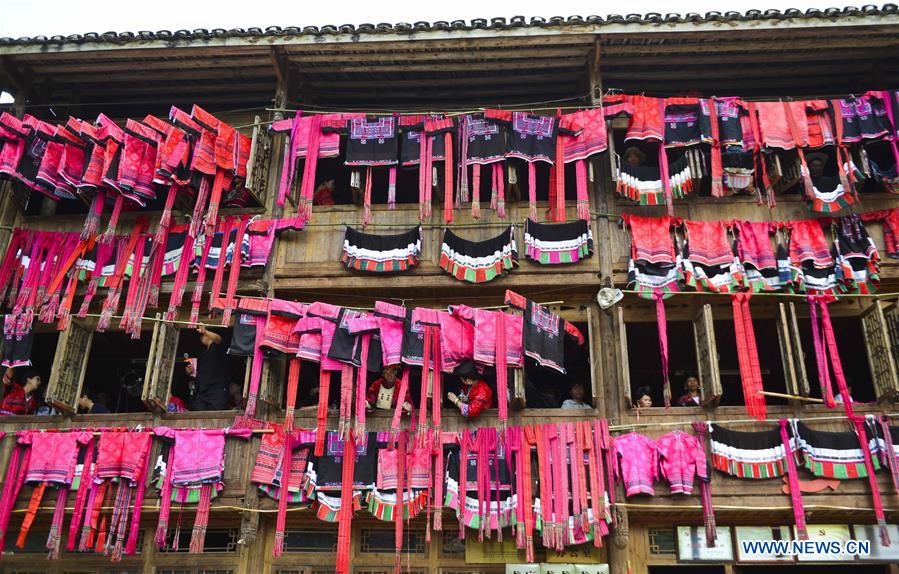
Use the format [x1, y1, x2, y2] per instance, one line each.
[616, 288, 899, 300]
[11, 500, 897, 516]
[609, 412, 898, 432]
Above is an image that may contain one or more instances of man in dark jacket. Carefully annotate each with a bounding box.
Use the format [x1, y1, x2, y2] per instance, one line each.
[191, 325, 230, 411]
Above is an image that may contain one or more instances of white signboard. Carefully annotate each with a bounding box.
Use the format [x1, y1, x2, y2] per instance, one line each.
[735, 526, 794, 562]
[677, 526, 733, 561]
[796, 524, 852, 562]
[506, 564, 541, 574]
[852, 524, 899, 561]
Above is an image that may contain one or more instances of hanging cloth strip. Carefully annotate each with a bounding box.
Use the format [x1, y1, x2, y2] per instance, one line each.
[341, 225, 422, 273]
[98, 219, 147, 331]
[335, 434, 357, 574]
[778, 420, 809, 541]
[690, 422, 718, 547]
[875, 417, 899, 499]
[848, 417, 891, 545]
[806, 294, 853, 415]
[731, 292, 766, 420]
[523, 218, 594, 265]
[439, 226, 518, 283]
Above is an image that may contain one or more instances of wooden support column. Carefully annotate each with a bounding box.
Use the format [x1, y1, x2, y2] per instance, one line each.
[0, 58, 30, 257]
[590, 36, 630, 574]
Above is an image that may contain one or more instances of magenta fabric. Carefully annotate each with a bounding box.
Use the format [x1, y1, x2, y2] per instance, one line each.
[656, 431, 708, 495]
[613, 432, 658, 496]
[307, 302, 342, 371]
[438, 309, 474, 372]
[153, 427, 251, 485]
[374, 301, 407, 366]
[18, 430, 92, 485]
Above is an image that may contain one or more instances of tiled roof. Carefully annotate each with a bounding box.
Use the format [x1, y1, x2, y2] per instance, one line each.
[1, 4, 896, 46]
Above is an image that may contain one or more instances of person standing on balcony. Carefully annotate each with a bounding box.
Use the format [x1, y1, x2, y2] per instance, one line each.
[191, 325, 230, 411]
[677, 376, 702, 406]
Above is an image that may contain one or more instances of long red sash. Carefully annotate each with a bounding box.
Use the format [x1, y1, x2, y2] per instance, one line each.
[732, 292, 766, 420]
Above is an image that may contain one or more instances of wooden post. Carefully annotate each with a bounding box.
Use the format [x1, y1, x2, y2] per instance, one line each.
[590, 36, 630, 574]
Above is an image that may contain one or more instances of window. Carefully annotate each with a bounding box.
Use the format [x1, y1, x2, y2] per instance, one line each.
[45, 320, 93, 414]
[648, 527, 677, 556]
[441, 528, 466, 556]
[522, 320, 592, 409]
[625, 319, 699, 408]
[359, 528, 426, 555]
[81, 329, 153, 413]
[713, 316, 789, 407]
[158, 529, 238, 554]
[282, 528, 338, 553]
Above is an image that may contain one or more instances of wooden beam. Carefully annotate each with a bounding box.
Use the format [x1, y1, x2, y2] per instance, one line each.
[600, 34, 899, 55]
[26, 55, 273, 74]
[285, 46, 591, 62]
[603, 62, 878, 82]
[602, 47, 899, 67]
[290, 58, 585, 73]
[297, 72, 581, 89]
[46, 66, 276, 84]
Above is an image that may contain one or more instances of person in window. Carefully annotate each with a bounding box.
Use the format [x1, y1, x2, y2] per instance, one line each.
[227, 382, 245, 410]
[77, 390, 111, 414]
[834, 385, 854, 404]
[807, 152, 828, 178]
[0, 367, 41, 415]
[623, 147, 647, 167]
[191, 325, 230, 411]
[633, 386, 653, 409]
[168, 377, 191, 413]
[365, 364, 413, 413]
[677, 376, 702, 407]
[313, 179, 336, 206]
[446, 362, 493, 419]
[561, 383, 592, 409]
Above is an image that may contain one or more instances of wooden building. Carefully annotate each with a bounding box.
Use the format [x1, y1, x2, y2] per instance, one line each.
[1, 5, 899, 574]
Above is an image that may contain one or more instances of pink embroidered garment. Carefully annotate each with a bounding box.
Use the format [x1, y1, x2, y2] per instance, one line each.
[613, 432, 658, 496]
[655, 431, 708, 495]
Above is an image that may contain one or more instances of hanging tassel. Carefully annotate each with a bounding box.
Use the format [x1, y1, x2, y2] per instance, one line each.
[388, 166, 397, 210]
[807, 296, 836, 408]
[208, 217, 235, 312]
[852, 416, 891, 546]
[495, 163, 506, 219]
[553, 109, 566, 222]
[653, 290, 671, 407]
[576, 159, 589, 220]
[471, 164, 481, 219]
[363, 167, 373, 227]
[205, 169, 228, 238]
[285, 358, 301, 430]
[731, 292, 766, 420]
[274, 432, 296, 557]
[444, 131, 454, 223]
[315, 368, 331, 456]
[189, 483, 213, 553]
[335, 435, 357, 574]
[298, 115, 323, 223]
[707, 98, 725, 198]
[355, 333, 371, 435]
[163, 232, 196, 321]
[394, 431, 407, 574]
[189, 228, 214, 325]
[528, 162, 537, 221]
[82, 189, 106, 241]
[779, 419, 808, 540]
[221, 216, 249, 325]
[45, 487, 69, 559]
[101, 194, 125, 245]
[391, 367, 411, 434]
[156, 183, 180, 243]
[339, 364, 354, 439]
[496, 311, 509, 435]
